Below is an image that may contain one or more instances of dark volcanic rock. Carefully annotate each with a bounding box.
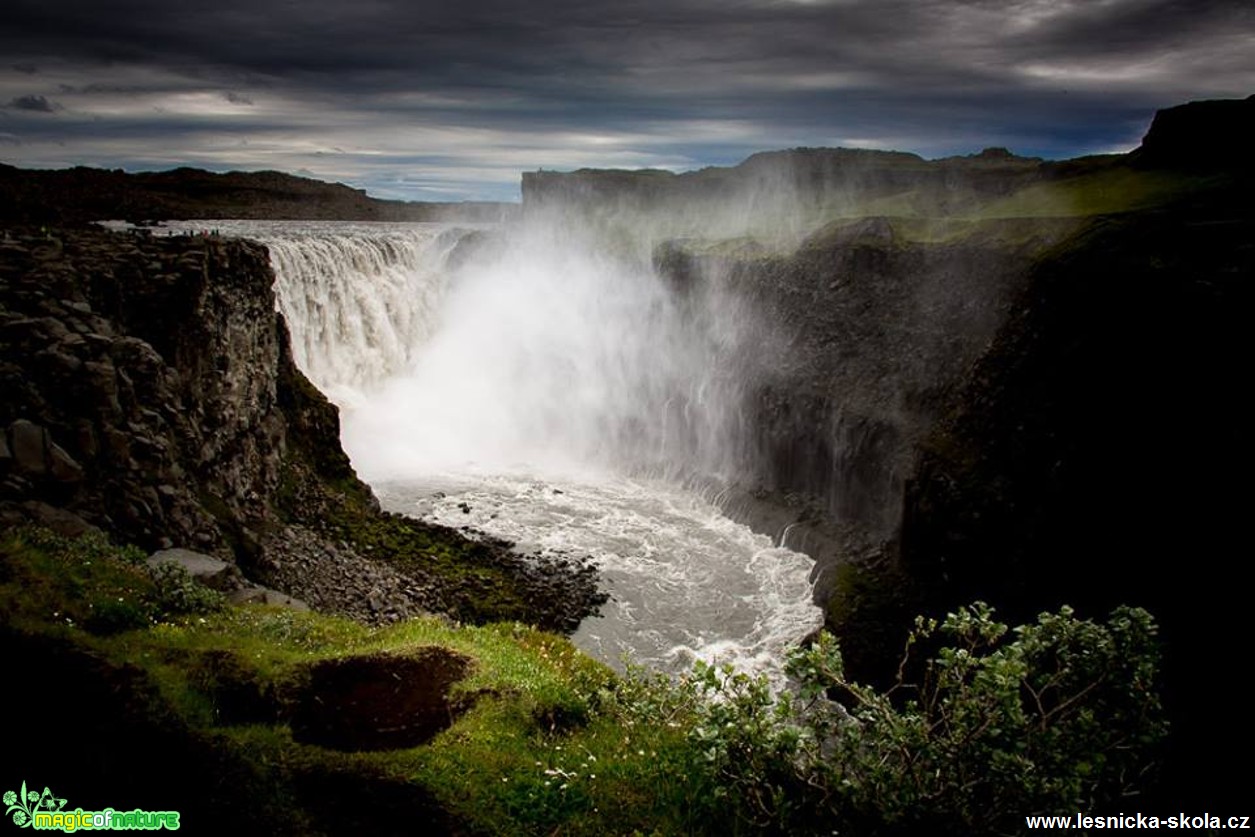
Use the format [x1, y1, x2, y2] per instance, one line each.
[0, 224, 604, 635]
[1134, 95, 1255, 169]
[863, 205, 1253, 807]
[652, 216, 1081, 605]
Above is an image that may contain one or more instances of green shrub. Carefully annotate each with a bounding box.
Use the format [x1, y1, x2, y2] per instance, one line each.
[147, 561, 226, 617]
[660, 602, 1166, 835]
[2, 523, 1166, 835]
[0, 526, 223, 632]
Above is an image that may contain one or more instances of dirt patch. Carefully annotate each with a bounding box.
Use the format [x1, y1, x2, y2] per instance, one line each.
[291, 647, 473, 751]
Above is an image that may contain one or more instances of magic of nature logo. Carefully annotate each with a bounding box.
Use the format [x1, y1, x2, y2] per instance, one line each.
[4, 781, 179, 831]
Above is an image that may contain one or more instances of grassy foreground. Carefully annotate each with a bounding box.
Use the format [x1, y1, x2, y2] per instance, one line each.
[2, 526, 1166, 836]
[0, 526, 711, 835]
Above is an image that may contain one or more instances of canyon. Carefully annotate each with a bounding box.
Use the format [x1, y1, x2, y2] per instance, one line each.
[1, 96, 1251, 822]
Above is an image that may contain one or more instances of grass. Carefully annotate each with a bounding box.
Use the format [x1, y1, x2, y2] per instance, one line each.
[0, 526, 710, 835]
[0, 525, 1168, 834]
[666, 162, 1211, 257]
[968, 167, 1204, 219]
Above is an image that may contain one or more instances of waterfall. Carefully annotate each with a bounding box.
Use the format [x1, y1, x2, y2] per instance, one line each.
[237, 222, 464, 404]
[222, 216, 770, 483]
[181, 217, 821, 681]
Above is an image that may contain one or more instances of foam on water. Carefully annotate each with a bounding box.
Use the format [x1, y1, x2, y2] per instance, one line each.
[191, 219, 823, 681]
[378, 473, 821, 684]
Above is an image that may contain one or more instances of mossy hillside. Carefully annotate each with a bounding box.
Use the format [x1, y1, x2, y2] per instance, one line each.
[0, 527, 710, 835]
[2, 527, 1167, 834]
[969, 164, 1208, 219]
[667, 160, 1208, 259]
[829, 164, 1207, 230]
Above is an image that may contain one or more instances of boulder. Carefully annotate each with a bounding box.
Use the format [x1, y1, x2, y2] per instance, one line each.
[146, 547, 241, 590]
[47, 441, 84, 483]
[227, 585, 310, 611]
[19, 501, 99, 538]
[9, 419, 48, 475]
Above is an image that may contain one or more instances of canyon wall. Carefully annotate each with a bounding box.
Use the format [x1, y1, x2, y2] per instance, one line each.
[0, 225, 604, 632]
[526, 96, 1253, 805]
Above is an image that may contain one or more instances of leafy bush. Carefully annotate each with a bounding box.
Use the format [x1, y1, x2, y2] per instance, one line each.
[0, 526, 223, 633]
[653, 603, 1166, 835]
[147, 561, 225, 617]
[3, 523, 1166, 835]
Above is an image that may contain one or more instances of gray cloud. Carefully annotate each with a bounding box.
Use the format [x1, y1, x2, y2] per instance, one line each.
[8, 94, 58, 112]
[0, 0, 1251, 199]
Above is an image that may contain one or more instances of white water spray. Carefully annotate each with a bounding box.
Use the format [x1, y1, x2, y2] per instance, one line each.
[193, 217, 822, 681]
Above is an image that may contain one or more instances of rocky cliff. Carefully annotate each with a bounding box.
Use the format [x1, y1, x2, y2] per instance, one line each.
[0, 225, 603, 632]
[0, 229, 280, 550]
[529, 96, 1253, 806]
[890, 175, 1253, 808]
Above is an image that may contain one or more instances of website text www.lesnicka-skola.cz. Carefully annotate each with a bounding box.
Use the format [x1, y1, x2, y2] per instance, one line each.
[1026, 813, 1251, 830]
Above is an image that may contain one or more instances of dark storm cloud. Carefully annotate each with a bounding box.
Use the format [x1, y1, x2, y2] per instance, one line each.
[0, 0, 1251, 199]
[8, 94, 59, 112]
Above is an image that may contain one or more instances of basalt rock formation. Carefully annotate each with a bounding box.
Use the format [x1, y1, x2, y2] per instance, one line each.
[893, 188, 1253, 807]
[0, 225, 604, 632]
[530, 96, 1252, 807]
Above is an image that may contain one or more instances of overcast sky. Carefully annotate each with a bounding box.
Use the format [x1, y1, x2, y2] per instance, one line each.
[2, 0, 1252, 201]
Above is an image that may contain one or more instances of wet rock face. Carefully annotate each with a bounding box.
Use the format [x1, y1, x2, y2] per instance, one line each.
[2, 224, 607, 635]
[0, 228, 284, 552]
[290, 648, 473, 751]
[655, 218, 1076, 540]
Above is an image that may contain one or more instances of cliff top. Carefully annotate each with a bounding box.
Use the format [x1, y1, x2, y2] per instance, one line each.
[1134, 94, 1255, 168]
[0, 163, 516, 225]
[521, 96, 1253, 229]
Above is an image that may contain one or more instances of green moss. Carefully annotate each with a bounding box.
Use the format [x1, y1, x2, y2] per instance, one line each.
[0, 527, 158, 635]
[970, 168, 1203, 218]
[0, 526, 707, 834]
[2, 525, 1166, 834]
[276, 455, 561, 626]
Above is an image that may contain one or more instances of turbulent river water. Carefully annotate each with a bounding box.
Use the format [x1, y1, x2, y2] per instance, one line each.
[180, 219, 823, 681]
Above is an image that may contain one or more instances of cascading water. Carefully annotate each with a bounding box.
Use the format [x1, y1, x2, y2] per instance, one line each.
[258, 221, 469, 403]
[187, 217, 822, 682]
